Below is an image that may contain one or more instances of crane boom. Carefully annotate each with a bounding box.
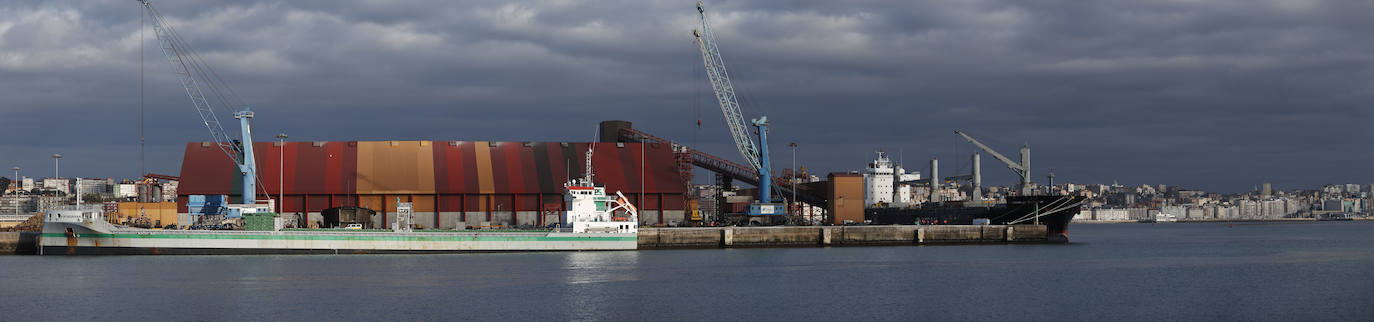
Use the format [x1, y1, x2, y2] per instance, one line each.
[954, 130, 1033, 195]
[692, 2, 784, 219]
[955, 131, 1022, 171]
[140, 0, 242, 166]
[693, 1, 761, 171]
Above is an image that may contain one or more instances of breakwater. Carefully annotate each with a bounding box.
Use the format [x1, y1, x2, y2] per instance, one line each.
[638, 225, 1050, 249]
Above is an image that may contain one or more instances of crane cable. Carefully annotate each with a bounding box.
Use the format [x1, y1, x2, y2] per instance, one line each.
[139, 4, 145, 218]
[143, 1, 273, 201]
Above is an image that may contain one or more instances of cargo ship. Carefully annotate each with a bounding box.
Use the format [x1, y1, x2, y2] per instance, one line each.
[865, 196, 1084, 243]
[40, 171, 641, 255]
[858, 151, 1084, 242]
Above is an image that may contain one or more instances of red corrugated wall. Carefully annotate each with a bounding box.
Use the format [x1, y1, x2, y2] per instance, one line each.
[178, 141, 687, 222]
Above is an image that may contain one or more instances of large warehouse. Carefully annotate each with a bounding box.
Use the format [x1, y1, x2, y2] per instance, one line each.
[177, 140, 688, 229]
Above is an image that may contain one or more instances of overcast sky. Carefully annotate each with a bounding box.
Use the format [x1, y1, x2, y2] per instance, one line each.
[1, 0, 1371, 193]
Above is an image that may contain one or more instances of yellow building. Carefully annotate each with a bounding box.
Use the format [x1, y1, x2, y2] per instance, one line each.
[115, 202, 179, 227]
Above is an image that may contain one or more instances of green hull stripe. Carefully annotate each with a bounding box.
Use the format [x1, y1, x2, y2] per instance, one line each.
[39, 233, 635, 242]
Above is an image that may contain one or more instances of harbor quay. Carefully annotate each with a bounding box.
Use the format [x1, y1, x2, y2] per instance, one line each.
[2, 226, 1048, 255]
[0, 232, 39, 255]
[638, 225, 1048, 249]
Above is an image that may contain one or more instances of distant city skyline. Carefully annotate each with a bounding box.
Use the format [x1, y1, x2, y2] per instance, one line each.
[2, 0, 1372, 193]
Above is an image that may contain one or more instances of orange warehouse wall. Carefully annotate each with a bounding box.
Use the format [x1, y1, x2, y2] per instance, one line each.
[116, 202, 179, 226]
[356, 141, 436, 194]
[179, 140, 688, 217]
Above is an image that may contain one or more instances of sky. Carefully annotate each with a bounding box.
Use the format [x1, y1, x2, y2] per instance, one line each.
[1, 0, 1371, 193]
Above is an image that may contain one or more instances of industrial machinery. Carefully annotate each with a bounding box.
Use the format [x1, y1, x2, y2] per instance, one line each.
[140, 0, 271, 220]
[900, 153, 984, 205]
[955, 131, 1034, 196]
[693, 2, 785, 225]
[131, 216, 153, 229]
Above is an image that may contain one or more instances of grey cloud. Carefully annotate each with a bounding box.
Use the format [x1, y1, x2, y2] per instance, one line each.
[0, 0, 1371, 192]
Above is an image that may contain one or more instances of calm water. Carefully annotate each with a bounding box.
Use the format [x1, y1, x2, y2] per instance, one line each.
[3, 222, 1372, 321]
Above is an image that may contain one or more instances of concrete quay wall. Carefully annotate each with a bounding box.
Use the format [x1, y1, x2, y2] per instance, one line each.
[0, 232, 39, 255]
[0, 232, 14, 254]
[5, 226, 1050, 254]
[639, 225, 1049, 249]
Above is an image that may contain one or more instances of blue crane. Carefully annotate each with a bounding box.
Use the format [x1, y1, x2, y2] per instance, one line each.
[140, 0, 265, 209]
[693, 2, 785, 221]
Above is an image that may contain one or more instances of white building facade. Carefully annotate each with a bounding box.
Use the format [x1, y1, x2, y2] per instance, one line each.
[42, 178, 70, 195]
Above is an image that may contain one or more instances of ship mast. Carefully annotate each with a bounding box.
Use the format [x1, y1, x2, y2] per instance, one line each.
[584, 143, 595, 184]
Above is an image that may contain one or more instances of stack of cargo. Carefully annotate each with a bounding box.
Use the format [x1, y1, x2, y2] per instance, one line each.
[243, 213, 278, 231]
[185, 195, 227, 227]
[186, 195, 226, 215]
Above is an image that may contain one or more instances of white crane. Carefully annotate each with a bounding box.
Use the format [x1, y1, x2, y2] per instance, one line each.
[139, 0, 264, 205]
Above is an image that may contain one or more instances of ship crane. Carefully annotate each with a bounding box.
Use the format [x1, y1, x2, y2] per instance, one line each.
[901, 153, 984, 205]
[693, 1, 785, 221]
[140, 0, 266, 207]
[955, 130, 1032, 196]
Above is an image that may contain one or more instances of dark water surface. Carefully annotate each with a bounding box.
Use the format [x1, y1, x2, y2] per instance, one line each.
[3, 222, 1372, 321]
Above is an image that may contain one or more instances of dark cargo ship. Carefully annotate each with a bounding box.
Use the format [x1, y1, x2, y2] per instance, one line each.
[866, 195, 1085, 243]
[858, 145, 1084, 243]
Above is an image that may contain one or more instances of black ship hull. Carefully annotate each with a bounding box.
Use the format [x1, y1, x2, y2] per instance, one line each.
[865, 195, 1086, 243]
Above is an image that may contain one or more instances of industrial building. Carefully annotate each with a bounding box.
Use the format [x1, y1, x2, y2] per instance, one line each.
[178, 140, 688, 229]
[827, 173, 863, 225]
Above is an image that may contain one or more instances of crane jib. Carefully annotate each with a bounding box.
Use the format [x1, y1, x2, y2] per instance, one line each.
[142, 0, 267, 202]
[694, 2, 762, 172]
[142, 1, 242, 164]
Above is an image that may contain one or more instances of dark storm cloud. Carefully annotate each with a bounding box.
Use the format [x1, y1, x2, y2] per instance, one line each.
[1, 0, 1371, 192]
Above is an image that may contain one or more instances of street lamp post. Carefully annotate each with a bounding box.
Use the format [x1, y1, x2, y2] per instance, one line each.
[51, 154, 63, 200]
[51, 154, 61, 179]
[9, 166, 17, 217]
[276, 133, 288, 214]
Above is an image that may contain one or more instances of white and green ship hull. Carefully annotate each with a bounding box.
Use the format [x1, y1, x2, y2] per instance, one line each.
[42, 169, 643, 255]
[40, 221, 636, 255]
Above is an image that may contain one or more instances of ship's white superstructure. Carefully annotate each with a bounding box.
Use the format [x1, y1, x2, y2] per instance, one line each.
[863, 151, 921, 207]
[563, 179, 639, 234]
[561, 141, 638, 234]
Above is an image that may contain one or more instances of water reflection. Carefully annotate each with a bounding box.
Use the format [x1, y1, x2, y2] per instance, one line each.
[8, 223, 1372, 321]
[562, 251, 640, 321]
[563, 251, 639, 284]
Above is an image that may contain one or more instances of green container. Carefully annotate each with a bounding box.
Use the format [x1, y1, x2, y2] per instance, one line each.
[243, 213, 278, 231]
